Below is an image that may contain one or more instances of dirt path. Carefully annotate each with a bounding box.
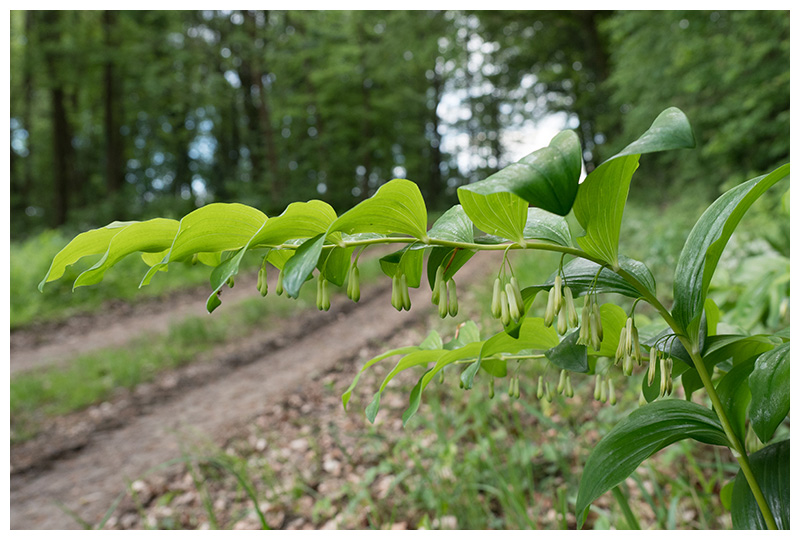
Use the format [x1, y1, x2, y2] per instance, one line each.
[10, 272, 262, 375]
[10, 257, 496, 529]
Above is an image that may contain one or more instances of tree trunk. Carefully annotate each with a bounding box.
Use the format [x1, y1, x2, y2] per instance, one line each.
[103, 10, 125, 197]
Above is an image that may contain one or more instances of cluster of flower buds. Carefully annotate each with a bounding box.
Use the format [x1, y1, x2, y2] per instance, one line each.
[490, 275, 525, 326]
[226, 276, 235, 288]
[346, 264, 361, 302]
[256, 261, 269, 297]
[431, 266, 458, 318]
[556, 369, 574, 398]
[316, 274, 331, 311]
[576, 293, 603, 350]
[646, 345, 673, 397]
[507, 374, 521, 399]
[545, 275, 581, 336]
[391, 273, 411, 311]
[615, 317, 642, 375]
[593, 374, 617, 405]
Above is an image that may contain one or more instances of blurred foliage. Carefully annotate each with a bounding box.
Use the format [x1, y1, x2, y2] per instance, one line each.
[10, 10, 788, 239]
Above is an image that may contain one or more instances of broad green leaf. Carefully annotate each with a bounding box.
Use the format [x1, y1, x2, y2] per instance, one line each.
[545, 330, 588, 373]
[39, 220, 138, 290]
[366, 349, 444, 423]
[574, 155, 640, 266]
[250, 200, 337, 246]
[341, 329, 444, 410]
[73, 219, 179, 289]
[576, 400, 728, 528]
[329, 179, 428, 240]
[543, 256, 656, 299]
[702, 334, 776, 368]
[403, 342, 484, 425]
[458, 130, 582, 216]
[461, 317, 559, 388]
[523, 208, 572, 246]
[672, 164, 789, 341]
[748, 343, 790, 442]
[425, 247, 475, 287]
[282, 233, 325, 298]
[731, 440, 790, 530]
[445, 320, 482, 350]
[426, 204, 474, 243]
[715, 357, 756, 443]
[379, 245, 425, 287]
[457, 189, 527, 243]
[704, 297, 721, 336]
[141, 203, 267, 286]
[574, 107, 695, 267]
[319, 246, 355, 287]
[594, 303, 629, 358]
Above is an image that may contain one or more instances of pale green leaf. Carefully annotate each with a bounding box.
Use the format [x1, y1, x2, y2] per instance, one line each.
[457, 189, 527, 243]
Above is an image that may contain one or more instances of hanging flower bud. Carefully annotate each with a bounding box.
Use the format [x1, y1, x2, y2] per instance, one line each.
[594, 375, 602, 401]
[489, 377, 495, 399]
[432, 266, 444, 305]
[543, 381, 551, 402]
[227, 276, 235, 288]
[508, 376, 515, 397]
[590, 317, 602, 351]
[631, 326, 641, 365]
[625, 317, 633, 354]
[192, 253, 199, 265]
[599, 376, 608, 403]
[557, 369, 567, 394]
[438, 279, 449, 319]
[659, 355, 668, 397]
[321, 278, 331, 311]
[316, 275, 324, 311]
[500, 290, 511, 327]
[592, 303, 603, 342]
[391, 275, 402, 311]
[544, 287, 556, 327]
[553, 275, 563, 314]
[623, 352, 633, 376]
[447, 279, 458, 317]
[276, 268, 284, 296]
[491, 278, 502, 319]
[349, 266, 361, 302]
[648, 347, 658, 385]
[616, 327, 628, 363]
[608, 378, 617, 406]
[510, 276, 524, 313]
[564, 287, 578, 327]
[515, 377, 522, 399]
[578, 304, 591, 345]
[564, 374, 574, 398]
[506, 283, 521, 322]
[537, 375, 544, 399]
[557, 307, 568, 335]
[400, 273, 411, 311]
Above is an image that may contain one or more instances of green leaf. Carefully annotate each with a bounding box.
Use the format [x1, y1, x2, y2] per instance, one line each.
[594, 303, 629, 358]
[545, 330, 588, 373]
[672, 164, 789, 341]
[731, 440, 790, 529]
[141, 203, 268, 286]
[462, 317, 559, 388]
[282, 233, 325, 298]
[576, 400, 728, 528]
[366, 349, 444, 423]
[39, 220, 140, 290]
[748, 343, 790, 442]
[458, 130, 582, 216]
[542, 256, 656, 300]
[319, 246, 355, 287]
[379, 245, 424, 287]
[251, 200, 337, 246]
[73, 219, 179, 289]
[425, 247, 475, 287]
[574, 107, 695, 267]
[329, 179, 428, 240]
[523, 208, 572, 246]
[426, 204, 474, 243]
[403, 342, 484, 425]
[457, 189, 527, 243]
[715, 357, 756, 443]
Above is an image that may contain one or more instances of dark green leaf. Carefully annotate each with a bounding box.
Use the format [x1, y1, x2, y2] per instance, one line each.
[282, 233, 325, 298]
[523, 208, 572, 246]
[545, 330, 588, 373]
[574, 107, 695, 267]
[715, 358, 756, 443]
[748, 343, 790, 442]
[425, 247, 475, 287]
[380, 245, 424, 287]
[459, 130, 582, 216]
[731, 440, 789, 529]
[541, 256, 656, 299]
[319, 246, 354, 287]
[672, 164, 789, 341]
[426, 204, 474, 243]
[576, 399, 728, 528]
